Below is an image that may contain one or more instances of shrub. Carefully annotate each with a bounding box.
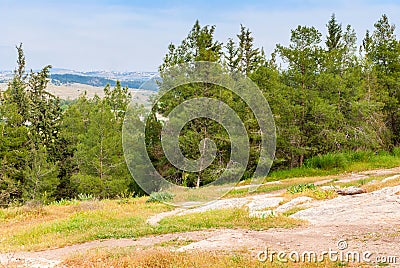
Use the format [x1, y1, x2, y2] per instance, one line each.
[392, 147, 400, 157]
[77, 193, 95, 201]
[348, 150, 374, 162]
[287, 183, 316, 194]
[304, 153, 348, 170]
[50, 198, 79, 206]
[146, 191, 175, 203]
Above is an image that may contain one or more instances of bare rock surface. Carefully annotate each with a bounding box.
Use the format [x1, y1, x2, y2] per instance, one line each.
[292, 185, 400, 225]
[147, 194, 284, 225]
[275, 196, 313, 213]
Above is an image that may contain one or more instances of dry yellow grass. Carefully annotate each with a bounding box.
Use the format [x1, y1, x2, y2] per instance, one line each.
[60, 248, 341, 268]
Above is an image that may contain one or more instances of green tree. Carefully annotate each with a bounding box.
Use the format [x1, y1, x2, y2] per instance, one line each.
[160, 20, 222, 72]
[0, 93, 29, 204]
[366, 14, 400, 146]
[0, 44, 63, 203]
[148, 21, 268, 187]
[72, 91, 133, 197]
[104, 81, 131, 122]
[22, 145, 59, 202]
[276, 25, 325, 166]
[326, 14, 343, 52]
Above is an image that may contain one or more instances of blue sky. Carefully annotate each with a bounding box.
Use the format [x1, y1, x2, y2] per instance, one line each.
[0, 0, 399, 71]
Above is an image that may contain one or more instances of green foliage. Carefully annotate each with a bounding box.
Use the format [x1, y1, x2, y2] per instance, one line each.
[77, 193, 95, 201]
[0, 44, 62, 204]
[71, 97, 133, 198]
[146, 191, 175, 203]
[104, 80, 131, 121]
[305, 153, 348, 170]
[393, 147, 400, 157]
[348, 150, 374, 162]
[149, 22, 267, 187]
[22, 145, 59, 203]
[268, 149, 400, 181]
[287, 183, 316, 194]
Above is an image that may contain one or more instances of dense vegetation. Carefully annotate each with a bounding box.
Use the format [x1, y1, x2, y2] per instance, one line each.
[0, 14, 399, 204]
[147, 14, 400, 187]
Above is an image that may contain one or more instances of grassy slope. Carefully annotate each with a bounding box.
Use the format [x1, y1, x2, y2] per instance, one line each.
[0, 198, 301, 252]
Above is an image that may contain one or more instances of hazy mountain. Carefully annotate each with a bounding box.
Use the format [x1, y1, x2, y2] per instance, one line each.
[0, 68, 158, 91]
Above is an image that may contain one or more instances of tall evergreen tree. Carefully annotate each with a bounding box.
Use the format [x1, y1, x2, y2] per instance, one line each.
[104, 80, 131, 122]
[276, 26, 324, 166]
[0, 45, 62, 203]
[366, 15, 400, 146]
[326, 14, 343, 52]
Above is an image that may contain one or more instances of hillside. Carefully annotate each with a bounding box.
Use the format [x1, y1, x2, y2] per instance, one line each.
[0, 82, 154, 105]
[0, 68, 157, 104]
[0, 69, 157, 89]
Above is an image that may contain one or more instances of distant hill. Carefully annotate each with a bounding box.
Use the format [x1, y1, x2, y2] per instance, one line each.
[50, 73, 146, 89]
[0, 68, 158, 103]
[0, 81, 155, 104]
[0, 69, 158, 91]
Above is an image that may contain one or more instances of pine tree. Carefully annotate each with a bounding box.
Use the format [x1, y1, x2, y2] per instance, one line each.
[367, 15, 400, 146]
[72, 98, 132, 197]
[276, 25, 324, 166]
[104, 81, 131, 122]
[326, 14, 343, 52]
[1, 45, 63, 203]
[28, 65, 63, 159]
[0, 96, 29, 204]
[236, 25, 265, 75]
[160, 20, 222, 72]
[22, 145, 59, 202]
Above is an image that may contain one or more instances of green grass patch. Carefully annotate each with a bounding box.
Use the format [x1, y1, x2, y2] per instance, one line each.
[268, 167, 333, 181]
[268, 149, 400, 181]
[287, 183, 316, 194]
[157, 208, 302, 232]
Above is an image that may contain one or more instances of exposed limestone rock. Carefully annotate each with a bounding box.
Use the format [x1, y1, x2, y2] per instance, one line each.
[275, 196, 313, 213]
[382, 174, 400, 183]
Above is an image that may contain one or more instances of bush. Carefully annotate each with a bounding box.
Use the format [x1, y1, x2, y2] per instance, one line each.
[71, 173, 130, 199]
[146, 191, 175, 203]
[77, 193, 95, 201]
[348, 150, 374, 162]
[287, 183, 316, 194]
[392, 147, 400, 157]
[304, 153, 348, 170]
[49, 198, 79, 206]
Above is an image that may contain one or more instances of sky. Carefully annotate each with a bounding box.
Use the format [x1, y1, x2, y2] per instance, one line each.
[0, 0, 399, 72]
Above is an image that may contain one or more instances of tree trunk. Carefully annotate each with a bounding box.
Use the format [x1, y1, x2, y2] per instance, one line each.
[196, 126, 207, 188]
